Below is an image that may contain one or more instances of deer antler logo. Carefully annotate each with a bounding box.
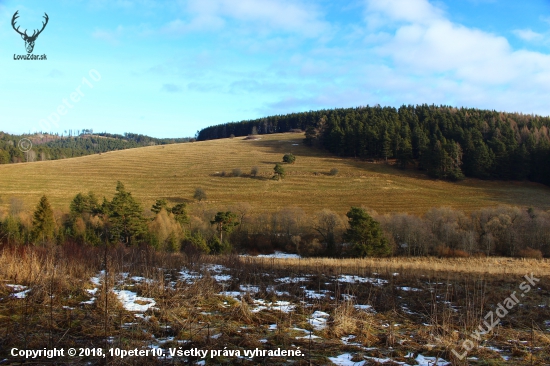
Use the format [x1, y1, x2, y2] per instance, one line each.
[12, 11, 49, 54]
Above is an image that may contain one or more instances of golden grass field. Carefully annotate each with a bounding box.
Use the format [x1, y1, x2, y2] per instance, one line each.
[240, 256, 550, 277]
[1, 132, 550, 215]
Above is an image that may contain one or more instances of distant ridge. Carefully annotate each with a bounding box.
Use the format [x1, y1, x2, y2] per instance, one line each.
[0, 131, 191, 164]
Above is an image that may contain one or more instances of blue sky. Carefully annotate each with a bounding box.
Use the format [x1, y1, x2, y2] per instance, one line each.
[1, 0, 550, 138]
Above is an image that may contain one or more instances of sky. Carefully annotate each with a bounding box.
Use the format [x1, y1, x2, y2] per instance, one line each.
[1, 0, 550, 138]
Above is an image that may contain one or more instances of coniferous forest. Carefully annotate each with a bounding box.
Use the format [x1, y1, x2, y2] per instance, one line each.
[0, 131, 191, 164]
[197, 104, 550, 186]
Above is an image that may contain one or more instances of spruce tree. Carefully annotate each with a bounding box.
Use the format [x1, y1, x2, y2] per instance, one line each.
[344, 207, 391, 257]
[32, 195, 56, 243]
[107, 181, 148, 245]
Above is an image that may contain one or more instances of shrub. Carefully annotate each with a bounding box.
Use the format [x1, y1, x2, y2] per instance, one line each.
[330, 168, 339, 176]
[283, 153, 296, 164]
[435, 246, 470, 258]
[193, 187, 207, 202]
[273, 163, 285, 180]
[250, 166, 259, 177]
[232, 168, 242, 177]
[517, 247, 543, 259]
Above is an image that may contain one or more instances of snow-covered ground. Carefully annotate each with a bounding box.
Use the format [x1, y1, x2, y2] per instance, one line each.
[72, 261, 516, 364]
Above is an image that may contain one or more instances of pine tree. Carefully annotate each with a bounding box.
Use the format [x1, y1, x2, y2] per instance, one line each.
[151, 199, 168, 214]
[344, 207, 391, 257]
[32, 195, 56, 243]
[170, 203, 189, 227]
[107, 182, 148, 245]
[210, 211, 239, 242]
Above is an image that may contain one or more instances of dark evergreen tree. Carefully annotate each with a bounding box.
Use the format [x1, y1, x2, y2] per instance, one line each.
[344, 207, 391, 257]
[210, 211, 239, 242]
[32, 195, 56, 243]
[171, 203, 189, 226]
[151, 199, 168, 214]
[106, 182, 148, 245]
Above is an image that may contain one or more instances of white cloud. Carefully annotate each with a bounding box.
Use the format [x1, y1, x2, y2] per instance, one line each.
[364, 0, 550, 99]
[161, 16, 225, 35]
[365, 0, 444, 28]
[172, 0, 330, 38]
[513, 29, 544, 42]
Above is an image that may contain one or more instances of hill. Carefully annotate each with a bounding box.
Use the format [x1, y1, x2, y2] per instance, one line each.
[0, 131, 190, 164]
[0, 133, 549, 215]
[198, 104, 550, 186]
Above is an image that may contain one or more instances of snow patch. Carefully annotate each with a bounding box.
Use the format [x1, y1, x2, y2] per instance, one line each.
[308, 310, 330, 330]
[337, 275, 388, 286]
[329, 353, 365, 365]
[114, 290, 156, 312]
[256, 251, 301, 259]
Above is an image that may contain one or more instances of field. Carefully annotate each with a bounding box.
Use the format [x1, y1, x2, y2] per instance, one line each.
[2, 133, 550, 365]
[1, 246, 549, 365]
[1, 133, 550, 216]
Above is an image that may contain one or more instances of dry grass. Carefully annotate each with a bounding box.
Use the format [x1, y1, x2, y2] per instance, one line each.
[238, 256, 550, 277]
[1, 246, 549, 365]
[1, 133, 549, 215]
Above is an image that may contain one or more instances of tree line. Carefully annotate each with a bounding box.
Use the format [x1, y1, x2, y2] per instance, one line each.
[197, 104, 550, 185]
[0, 131, 191, 164]
[1, 183, 548, 258]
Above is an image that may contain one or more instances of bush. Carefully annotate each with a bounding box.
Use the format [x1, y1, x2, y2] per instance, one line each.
[435, 246, 470, 258]
[193, 187, 207, 202]
[232, 168, 242, 177]
[273, 163, 285, 180]
[185, 231, 210, 254]
[250, 166, 259, 177]
[330, 168, 339, 176]
[517, 247, 543, 259]
[208, 236, 232, 254]
[283, 153, 296, 164]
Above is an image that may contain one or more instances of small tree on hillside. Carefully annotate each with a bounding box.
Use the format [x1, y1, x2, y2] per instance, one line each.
[273, 163, 285, 180]
[344, 207, 391, 257]
[32, 195, 56, 243]
[283, 153, 296, 164]
[251, 166, 259, 177]
[194, 187, 207, 202]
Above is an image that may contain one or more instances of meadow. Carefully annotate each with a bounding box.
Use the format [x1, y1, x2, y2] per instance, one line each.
[2, 133, 550, 365]
[1, 133, 550, 217]
[1, 245, 549, 365]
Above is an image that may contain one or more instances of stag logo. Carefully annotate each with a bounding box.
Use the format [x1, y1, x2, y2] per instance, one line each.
[12, 11, 49, 54]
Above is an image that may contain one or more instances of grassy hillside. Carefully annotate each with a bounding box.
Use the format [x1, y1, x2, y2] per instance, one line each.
[1, 132, 550, 215]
